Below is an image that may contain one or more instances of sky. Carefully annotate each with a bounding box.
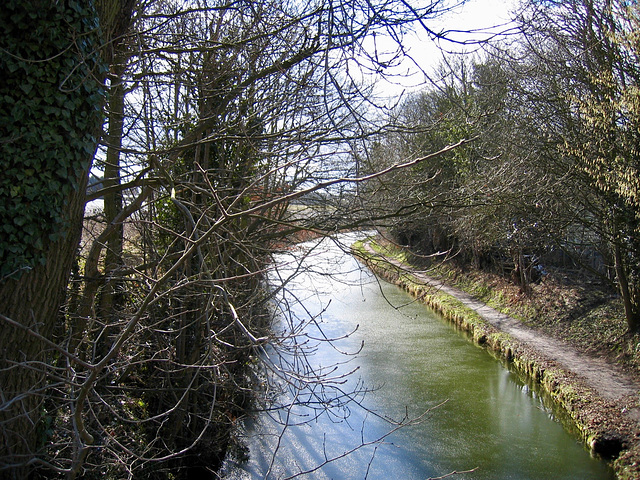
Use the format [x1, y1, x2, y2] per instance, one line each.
[431, 0, 519, 52]
[370, 0, 519, 99]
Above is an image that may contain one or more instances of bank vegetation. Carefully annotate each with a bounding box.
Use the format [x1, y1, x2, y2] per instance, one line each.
[353, 236, 640, 479]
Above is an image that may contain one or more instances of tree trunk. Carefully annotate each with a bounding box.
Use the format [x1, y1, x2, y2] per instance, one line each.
[0, 174, 89, 477]
[98, 59, 127, 357]
[103, 61, 126, 300]
[0, 2, 135, 476]
[613, 240, 640, 333]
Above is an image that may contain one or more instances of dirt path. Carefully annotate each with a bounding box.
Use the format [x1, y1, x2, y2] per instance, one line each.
[364, 243, 639, 403]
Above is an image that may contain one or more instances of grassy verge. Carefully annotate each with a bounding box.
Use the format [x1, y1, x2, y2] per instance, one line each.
[352, 236, 640, 480]
[357, 237, 639, 375]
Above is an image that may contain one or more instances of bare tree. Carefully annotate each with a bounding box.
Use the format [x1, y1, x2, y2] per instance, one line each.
[361, 0, 640, 329]
[1, 0, 476, 478]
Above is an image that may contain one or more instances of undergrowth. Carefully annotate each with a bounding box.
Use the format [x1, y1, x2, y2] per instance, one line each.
[360, 235, 640, 379]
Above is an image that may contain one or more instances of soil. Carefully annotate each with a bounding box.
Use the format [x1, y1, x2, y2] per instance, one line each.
[360, 241, 640, 479]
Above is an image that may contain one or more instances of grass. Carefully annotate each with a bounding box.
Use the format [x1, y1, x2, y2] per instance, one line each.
[355, 235, 639, 377]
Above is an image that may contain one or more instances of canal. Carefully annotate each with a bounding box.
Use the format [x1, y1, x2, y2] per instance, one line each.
[222, 234, 615, 479]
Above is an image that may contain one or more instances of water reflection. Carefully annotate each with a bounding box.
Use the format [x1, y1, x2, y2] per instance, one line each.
[222, 234, 615, 479]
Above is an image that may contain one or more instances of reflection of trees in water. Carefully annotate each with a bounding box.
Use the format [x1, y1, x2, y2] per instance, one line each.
[225, 236, 436, 479]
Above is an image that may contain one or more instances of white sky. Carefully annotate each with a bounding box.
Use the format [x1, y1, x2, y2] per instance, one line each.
[428, 0, 519, 55]
[370, 0, 519, 99]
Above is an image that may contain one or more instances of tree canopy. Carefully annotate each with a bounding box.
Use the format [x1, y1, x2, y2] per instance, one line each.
[365, 0, 640, 330]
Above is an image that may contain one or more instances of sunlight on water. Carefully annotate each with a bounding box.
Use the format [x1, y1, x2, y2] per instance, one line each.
[222, 234, 615, 480]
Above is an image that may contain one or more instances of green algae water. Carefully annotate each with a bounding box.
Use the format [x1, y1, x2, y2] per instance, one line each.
[222, 235, 615, 479]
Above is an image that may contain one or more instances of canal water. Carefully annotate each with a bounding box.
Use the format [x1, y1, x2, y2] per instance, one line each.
[222, 234, 615, 479]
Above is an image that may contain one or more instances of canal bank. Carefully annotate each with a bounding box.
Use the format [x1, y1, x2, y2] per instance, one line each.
[352, 237, 640, 480]
[224, 233, 616, 479]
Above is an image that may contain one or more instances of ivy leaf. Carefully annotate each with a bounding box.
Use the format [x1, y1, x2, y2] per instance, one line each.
[1, 0, 105, 279]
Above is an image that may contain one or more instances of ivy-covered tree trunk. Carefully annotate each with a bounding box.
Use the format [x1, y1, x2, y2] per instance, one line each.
[0, 1, 120, 476]
[0, 174, 90, 476]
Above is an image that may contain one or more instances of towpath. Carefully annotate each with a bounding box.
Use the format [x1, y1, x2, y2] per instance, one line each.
[363, 242, 639, 404]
